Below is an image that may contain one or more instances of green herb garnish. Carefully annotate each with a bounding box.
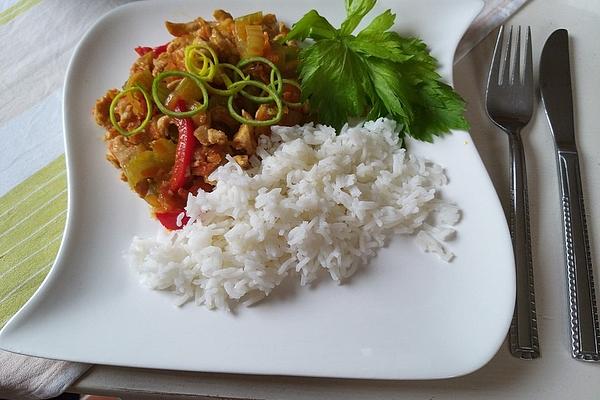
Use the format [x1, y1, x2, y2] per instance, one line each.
[285, 0, 469, 141]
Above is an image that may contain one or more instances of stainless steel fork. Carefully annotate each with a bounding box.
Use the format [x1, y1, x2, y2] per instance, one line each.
[485, 26, 539, 359]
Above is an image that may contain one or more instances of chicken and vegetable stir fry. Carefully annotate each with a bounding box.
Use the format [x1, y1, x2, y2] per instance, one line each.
[93, 9, 309, 229]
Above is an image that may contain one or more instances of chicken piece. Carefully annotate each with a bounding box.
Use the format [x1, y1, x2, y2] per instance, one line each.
[233, 155, 250, 169]
[93, 89, 118, 130]
[190, 111, 212, 143]
[209, 105, 240, 134]
[255, 104, 307, 136]
[106, 135, 145, 168]
[106, 152, 120, 169]
[152, 35, 194, 75]
[156, 115, 171, 136]
[232, 111, 256, 154]
[277, 22, 290, 37]
[167, 35, 195, 53]
[164, 17, 213, 41]
[193, 125, 208, 144]
[213, 15, 235, 39]
[146, 115, 177, 140]
[215, 16, 235, 38]
[261, 14, 280, 39]
[165, 18, 211, 38]
[110, 93, 149, 140]
[254, 104, 277, 137]
[209, 28, 239, 64]
[130, 52, 153, 75]
[193, 19, 214, 41]
[146, 115, 163, 140]
[191, 145, 226, 177]
[191, 110, 210, 128]
[152, 53, 170, 76]
[213, 9, 233, 21]
[194, 127, 228, 146]
[207, 128, 228, 145]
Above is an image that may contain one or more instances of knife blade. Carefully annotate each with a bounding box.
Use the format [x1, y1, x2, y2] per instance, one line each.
[540, 29, 600, 361]
[540, 30, 576, 151]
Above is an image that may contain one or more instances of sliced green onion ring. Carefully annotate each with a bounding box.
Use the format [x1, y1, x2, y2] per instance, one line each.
[281, 79, 303, 108]
[109, 85, 153, 137]
[184, 43, 219, 81]
[220, 63, 247, 82]
[152, 71, 208, 118]
[204, 63, 249, 96]
[227, 80, 283, 126]
[237, 56, 282, 103]
[269, 68, 282, 93]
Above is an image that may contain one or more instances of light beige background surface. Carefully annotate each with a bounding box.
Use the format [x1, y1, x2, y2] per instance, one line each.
[72, 0, 600, 397]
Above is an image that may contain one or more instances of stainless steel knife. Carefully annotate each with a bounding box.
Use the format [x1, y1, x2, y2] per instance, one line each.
[540, 29, 600, 361]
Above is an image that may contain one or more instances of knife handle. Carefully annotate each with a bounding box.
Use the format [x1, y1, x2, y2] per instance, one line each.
[557, 151, 600, 361]
[508, 132, 540, 359]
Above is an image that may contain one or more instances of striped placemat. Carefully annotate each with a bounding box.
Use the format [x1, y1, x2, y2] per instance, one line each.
[0, 155, 66, 328]
[0, 0, 42, 25]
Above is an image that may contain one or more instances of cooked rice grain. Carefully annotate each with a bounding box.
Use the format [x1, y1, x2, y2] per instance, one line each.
[129, 119, 460, 310]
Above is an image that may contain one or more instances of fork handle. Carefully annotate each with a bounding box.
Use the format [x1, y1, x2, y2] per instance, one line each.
[557, 151, 600, 361]
[508, 132, 540, 359]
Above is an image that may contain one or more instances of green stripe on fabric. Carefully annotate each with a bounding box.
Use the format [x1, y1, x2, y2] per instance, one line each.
[0, 172, 66, 230]
[0, 213, 65, 278]
[0, 154, 64, 215]
[0, 264, 51, 327]
[0, 190, 67, 253]
[0, 0, 42, 25]
[0, 234, 62, 298]
[0, 155, 66, 328]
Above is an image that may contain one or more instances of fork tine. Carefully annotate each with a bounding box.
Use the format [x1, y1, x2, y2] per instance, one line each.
[523, 26, 533, 90]
[502, 26, 513, 85]
[511, 26, 522, 85]
[489, 25, 505, 86]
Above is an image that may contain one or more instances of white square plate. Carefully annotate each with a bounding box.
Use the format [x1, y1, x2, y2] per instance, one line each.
[0, 0, 515, 379]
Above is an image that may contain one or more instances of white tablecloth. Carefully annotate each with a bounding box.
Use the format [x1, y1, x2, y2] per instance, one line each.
[5, 0, 600, 399]
[0, 0, 130, 197]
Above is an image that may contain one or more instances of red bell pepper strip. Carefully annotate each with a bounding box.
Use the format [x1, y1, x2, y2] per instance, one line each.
[152, 43, 169, 56]
[169, 100, 197, 192]
[156, 209, 190, 230]
[134, 43, 169, 57]
[134, 46, 152, 56]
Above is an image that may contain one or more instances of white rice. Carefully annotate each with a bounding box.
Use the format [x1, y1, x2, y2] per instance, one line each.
[128, 118, 460, 310]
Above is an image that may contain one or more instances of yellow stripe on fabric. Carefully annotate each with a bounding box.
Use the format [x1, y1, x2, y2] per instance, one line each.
[0, 155, 66, 329]
[0, 0, 42, 25]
